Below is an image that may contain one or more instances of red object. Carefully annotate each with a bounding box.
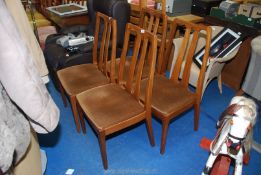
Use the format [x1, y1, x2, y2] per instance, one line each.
[200, 137, 212, 151]
[37, 26, 57, 50]
[243, 153, 250, 165]
[211, 155, 231, 175]
[200, 137, 250, 175]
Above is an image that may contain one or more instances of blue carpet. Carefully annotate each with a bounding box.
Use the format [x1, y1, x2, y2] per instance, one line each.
[39, 79, 261, 175]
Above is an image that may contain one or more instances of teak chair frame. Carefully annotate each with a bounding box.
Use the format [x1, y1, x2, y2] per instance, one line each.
[141, 19, 212, 154]
[57, 12, 117, 133]
[111, 7, 167, 82]
[76, 23, 158, 169]
[139, 7, 168, 74]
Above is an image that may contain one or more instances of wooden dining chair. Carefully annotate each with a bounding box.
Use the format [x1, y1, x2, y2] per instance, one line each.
[57, 12, 117, 133]
[108, 7, 167, 82]
[139, 7, 168, 74]
[140, 19, 212, 154]
[76, 23, 157, 169]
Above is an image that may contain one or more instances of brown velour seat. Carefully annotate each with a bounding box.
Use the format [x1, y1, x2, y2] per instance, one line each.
[107, 7, 168, 81]
[140, 19, 212, 154]
[57, 12, 117, 133]
[76, 23, 157, 169]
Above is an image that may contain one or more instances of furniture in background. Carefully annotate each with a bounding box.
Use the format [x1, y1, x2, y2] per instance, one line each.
[57, 12, 117, 133]
[204, 16, 260, 91]
[44, 0, 130, 90]
[76, 23, 157, 169]
[44, 3, 89, 28]
[191, 0, 222, 17]
[169, 26, 239, 97]
[241, 35, 261, 101]
[128, 0, 155, 25]
[166, 0, 192, 16]
[128, 0, 203, 25]
[62, 0, 86, 5]
[140, 19, 212, 154]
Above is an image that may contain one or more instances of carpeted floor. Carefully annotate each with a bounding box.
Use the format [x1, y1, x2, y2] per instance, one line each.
[39, 79, 261, 175]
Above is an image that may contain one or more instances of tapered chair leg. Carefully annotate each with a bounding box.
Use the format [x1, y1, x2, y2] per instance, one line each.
[98, 131, 108, 169]
[58, 81, 67, 107]
[194, 101, 200, 131]
[77, 103, 86, 134]
[145, 117, 155, 146]
[160, 119, 170, 154]
[69, 95, 81, 133]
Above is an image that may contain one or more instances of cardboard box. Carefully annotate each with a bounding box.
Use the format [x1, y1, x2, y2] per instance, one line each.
[251, 6, 261, 18]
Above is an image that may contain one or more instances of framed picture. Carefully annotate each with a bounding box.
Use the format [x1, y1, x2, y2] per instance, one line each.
[193, 28, 242, 68]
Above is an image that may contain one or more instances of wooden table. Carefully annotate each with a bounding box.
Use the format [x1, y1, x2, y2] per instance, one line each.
[168, 14, 204, 23]
[45, 9, 89, 28]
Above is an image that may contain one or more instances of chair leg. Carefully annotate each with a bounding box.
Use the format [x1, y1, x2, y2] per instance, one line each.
[194, 101, 200, 131]
[77, 102, 86, 134]
[145, 117, 155, 147]
[58, 80, 67, 107]
[98, 131, 108, 169]
[69, 95, 81, 133]
[217, 75, 223, 94]
[160, 119, 170, 155]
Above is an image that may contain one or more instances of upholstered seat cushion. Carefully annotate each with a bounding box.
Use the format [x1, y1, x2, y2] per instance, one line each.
[57, 64, 109, 95]
[77, 84, 145, 131]
[140, 74, 196, 118]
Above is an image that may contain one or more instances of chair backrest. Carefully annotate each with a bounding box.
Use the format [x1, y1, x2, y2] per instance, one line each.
[164, 19, 212, 98]
[139, 8, 168, 74]
[93, 0, 130, 48]
[92, 12, 117, 83]
[118, 23, 157, 108]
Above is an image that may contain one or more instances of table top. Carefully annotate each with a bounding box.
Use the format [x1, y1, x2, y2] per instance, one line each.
[168, 14, 204, 23]
[46, 3, 87, 17]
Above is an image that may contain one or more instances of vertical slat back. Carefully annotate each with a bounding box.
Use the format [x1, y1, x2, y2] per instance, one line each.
[181, 30, 200, 87]
[93, 12, 117, 83]
[118, 23, 157, 105]
[125, 29, 142, 93]
[171, 27, 191, 81]
[97, 20, 108, 71]
[165, 19, 212, 97]
[140, 8, 168, 74]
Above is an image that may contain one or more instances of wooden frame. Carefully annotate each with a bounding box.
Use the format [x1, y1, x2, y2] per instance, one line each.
[129, 0, 166, 25]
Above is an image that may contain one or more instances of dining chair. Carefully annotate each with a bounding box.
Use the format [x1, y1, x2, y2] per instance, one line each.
[57, 12, 117, 133]
[140, 19, 212, 154]
[139, 7, 168, 74]
[169, 26, 239, 98]
[108, 7, 167, 81]
[76, 23, 157, 169]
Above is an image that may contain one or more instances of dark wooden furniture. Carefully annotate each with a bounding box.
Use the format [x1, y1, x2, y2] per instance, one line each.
[204, 16, 259, 90]
[45, 6, 89, 28]
[39, 0, 89, 28]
